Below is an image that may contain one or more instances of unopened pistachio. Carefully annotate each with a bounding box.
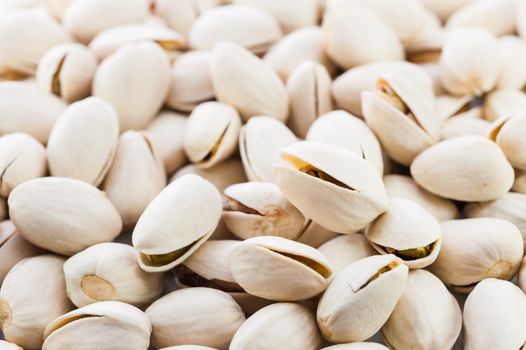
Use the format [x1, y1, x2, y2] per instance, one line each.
[173, 159, 247, 193]
[446, 0, 516, 36]
[321, 344, 388, 350]
[496, 35, 526, 90]
[318, 234, 377, 274]
[482, 89, 526, 122]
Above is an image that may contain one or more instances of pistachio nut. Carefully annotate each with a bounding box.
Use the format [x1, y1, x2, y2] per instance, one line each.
[211, 42, 289, 122]
[93, 41, 171, 132]
[410, 136, 514, 201]
[0, 255, 73, 349]
[428, 218, 523, 292]
[240, 116, 297, 183]
[36, 43, 97, 103]
[463, 278, 526, 350]
[496, 35, 526, 90]
[306, 110, 384, 176]
[520, 256, 526, 293]
[515, 170, 526, 194]
[9, 177, 123, 256]
[229, 236, 332, 301]
[0, 340, 22, 350]
[166, 50, 214, 112]
[64, 242, 164, 308]
[489, 112, 526, 170]
[43, 301, 152, 350]
[296, 220, 339, 248]
[418, 0, 474, 22]
[183, 102, 241, 168]
[133, 174, 222, 272]
[273, 141, 388, 233]
[318, 234, 377, 274]
[0, 81, 66, 143]
[146, 287, 245, 349]
[44, 0, 70, 20]
[317, 254, 409, 342]
[173, 159, 247, 193]
[0, 132, 46, 197]
[381, 269, 462, 350]
[383, 174, 459, 221]
[321, 343, 388, 350]
[440, 112, 491, 140]
[482, 89, 526, 122]
[446, 0, 516, 36]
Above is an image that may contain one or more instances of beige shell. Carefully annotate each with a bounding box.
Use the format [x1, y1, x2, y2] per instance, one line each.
[273, 141, 388, 233]
[418, 0, 474, 22]
[240, 116, 297, 183]
[211, 42, 289, 122]
[482, 89, 526, 122]
[183, 102, 241, 168]
[0, 132, 46, 197]
[93, 42, 171, 132]
[441, 112, 491, 140]
[463, 278, 526, 350]
[0, 255, 73, 349]
[318, 234, 377, 274]
[410, 136, 514, 201]
[173, 159, 247, 193]
[381, 269, 462, 350]
[229, 236, 332, 301]
[132, 174, 222, 272]
[43, 301, 151, 350]
[0, 340, 22, 350]
[0, 0, 42, 10]
[496, 35, 526, 90]
[428, 218, 523, 292]
[146, 287, 245, 349]
[489, 112, 526, 170]
[8, 177, 123, 256]
[321, 344, 388, 350]
[317, 254, 408, 343]
[0, 81, 66, 143]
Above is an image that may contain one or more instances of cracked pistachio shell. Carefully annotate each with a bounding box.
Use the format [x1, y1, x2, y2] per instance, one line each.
[223, 182, 305, 240]
[318, 234, 377, 274]
[441, 113, 491, 140]
[366, 197, 442, 268]
[446, 0, 516, 36]
[132, 174, 221, 272]
[382, 270, 462, 350]
[62, 0, 149, 43]
[321, 344, 388, 350]
[287, 61, 333, 139]
[0, 340, 22, 350]
[211, 42, 289, 122]
[306, 110, 383, 175]
[183, 102, 241, 168]
[489, 112, 526, 169]
[93, 42, 171, 132]
[0, 132, 46, 197]
[362, 73, 439, 166]
[47, 97, 119, 186]
[0, 255, 73, 349]
[189, 5, 281, 54]
[173, 159, 247, 193]
[418, 0, 473, 21]
[463, 279, 526, 350]
[36, 43, 97, 103]
[482, 89, 526, 122]
[0, 81, 66, 143]
[166, 50, 214, 112]
[429, 218, 523, 292]
[240, 116, 297, 183]
[515, 170, 526, 194]
[64, 242, 163, 308]
[410, 136, 514, 201]
[43, 301, 151, 350]
[146, 287, 245, 349]
[439, 28, 500, 96]
[332, 61, 433, 117]
[273, 141, 388, 233]
[8, 177, 123, 256]
[496, 36, 526, 90]
[317, 254, 409, 343]
[229, 236, 332, 301]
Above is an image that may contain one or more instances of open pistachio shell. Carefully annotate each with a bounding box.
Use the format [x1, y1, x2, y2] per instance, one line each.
[317, 254, 408, 343]
[482, 89, 526, 122]
[273, 141, 388, 233]
[489, 112, 526, 170]
[496, 35, 526, 90]
[318, 234, 377, 274]
[321, 344, 388, 350]
[446, 0, 516, 36]
[173, 159, 247, 193]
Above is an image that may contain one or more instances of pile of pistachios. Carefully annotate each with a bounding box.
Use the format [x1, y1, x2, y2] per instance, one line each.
[1, 0, 526, 349]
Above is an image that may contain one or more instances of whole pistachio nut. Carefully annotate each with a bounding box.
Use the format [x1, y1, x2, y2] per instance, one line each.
[410, 136, 514, 201]
[211, 42, 289, 122]
[133, 174, 222, 272]
[146, 287, 245, 349]
[482, 89, 526, 122]
[273, 141, 389, 233]
[440, 112, 491, 140]
[64, 242, 164, 308]
[0, 340, 22, 350]
[463, 278, 526, 350]
[229, 236, 332, 301]
[0, 255, 73, 349]
[44, 0, 70, 20]
[446, 0, 516, 36]
[43, 301, 152, 350]
[418, 0, 474, 22]
[515, 170, 526, 194]
[36, 43, 97, 103]
[8, 177, 123, 256]
[489, 112, 526, 169]
[428, 218, 523, 292]
[183, 102, 241, 168]
[496, 35, 526, 90]
[381, 269, 462, 350]
[318, 233, 377, 274]
[321, 344, 388, 350]
[0, 132, 46, 197]
[173, 159, 247, 193]
[93, 41, 171, 132]
[317, 254, 409, 343]
[296, 220, 339, 248]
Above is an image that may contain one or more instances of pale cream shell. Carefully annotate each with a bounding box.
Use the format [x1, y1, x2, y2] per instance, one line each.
[489, 112, 526, 169]
[153, 0, 221, 37]
[318, 234, 377, 274]
[441, 113, 491, 140]
[496, 35, 526, 90]
[482, 89, 526, 122]
[182, 239, 238, 284]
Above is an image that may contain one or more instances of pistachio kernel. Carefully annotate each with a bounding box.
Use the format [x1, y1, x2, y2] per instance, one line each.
[386, 241, 437, 261]
[362, 260, 400, 289]
[299, 164, 351, 190]
[143, 240, 199, 266]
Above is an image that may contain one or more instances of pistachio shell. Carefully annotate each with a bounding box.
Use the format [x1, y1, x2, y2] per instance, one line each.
[211, 42, 289, 122]
[321, 344, 388, 350]
[8, 177, 123, 256]
[496, 35, 526, 90]
[43, 301, 151, 350]
[482, 89, 526, 122]
[44, 0, 70, 20]
[489, 112, 526, 169]
[146, 287, 245, 349]
[0, 340, 22, 350]
[410, 136, 514, 201]
[318, 234, 377, 274]
[296, 220, 339, 248]
[441, 113, 491, 140]
[418, 0, 473, 22]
